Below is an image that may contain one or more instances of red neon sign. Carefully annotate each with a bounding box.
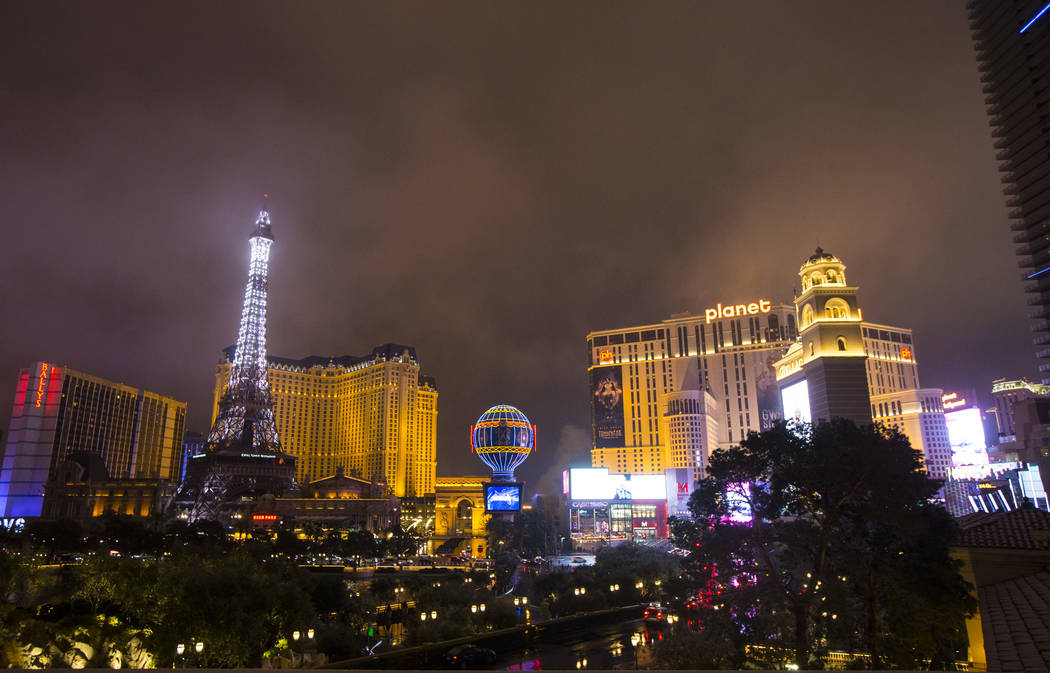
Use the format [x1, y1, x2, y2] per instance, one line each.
[252, 514, 278, 521]
[900, 347, 912, 360]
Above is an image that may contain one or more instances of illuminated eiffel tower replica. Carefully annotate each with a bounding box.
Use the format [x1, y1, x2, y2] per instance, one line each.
[175, 202, 298, 522]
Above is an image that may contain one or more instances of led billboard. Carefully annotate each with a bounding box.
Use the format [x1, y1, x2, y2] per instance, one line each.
[568, 468, 668, 501]
[591, 366, 625, 448]
[629, 474, 668, 500]
[568, 468, 613, 500]
[945, 407, 989, 466]
[485, 483, 522, 511]
[725, 482, 752, 523]
[780, 379, 811, 424]
[752, 350, 785, 431]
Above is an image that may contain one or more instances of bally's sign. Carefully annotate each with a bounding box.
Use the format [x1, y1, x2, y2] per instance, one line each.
[705, 300, 772, 323]
[1, 517, 26, 532]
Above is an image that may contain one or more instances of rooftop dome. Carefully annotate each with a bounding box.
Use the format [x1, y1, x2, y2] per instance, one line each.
[800, 246, 842, 271]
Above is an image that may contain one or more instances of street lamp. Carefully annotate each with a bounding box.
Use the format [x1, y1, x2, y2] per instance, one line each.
[480, 603, 486, 612]
[176, 644, 185, 656]
[293, 631, 301, 641]
[307, 629, 315, 640]
[194, 642, 203, 655]
[609, 584, 619, 592]
[430, 610, 438, 619]
[471, 604, 478, 613]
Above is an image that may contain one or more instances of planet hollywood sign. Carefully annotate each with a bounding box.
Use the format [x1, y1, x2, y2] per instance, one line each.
[1, 518, 26, 532]
[705, 299, 772, 323]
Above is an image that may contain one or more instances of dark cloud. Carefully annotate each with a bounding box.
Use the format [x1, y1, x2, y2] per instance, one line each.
[0, 1, 1031, 490]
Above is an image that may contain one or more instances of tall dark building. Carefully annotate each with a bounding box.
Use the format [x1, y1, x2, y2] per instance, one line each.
[969, 1, 1050, 380]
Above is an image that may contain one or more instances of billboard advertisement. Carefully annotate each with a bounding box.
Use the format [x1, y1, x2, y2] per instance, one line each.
[629, 474, 668, 500]
[591, 365, 625, 448]
[665, 468, 694, 516]
[752, 350, 785, 431]
[780, 379, 811, 424]
[945, 407, 989, 467]
[485, 483, 522, 511]
[568, 468, 667, 501]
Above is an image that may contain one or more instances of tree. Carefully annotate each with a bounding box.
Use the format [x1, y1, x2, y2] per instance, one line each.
[484, 510, 556, 560]
[670, 419, 974, 669]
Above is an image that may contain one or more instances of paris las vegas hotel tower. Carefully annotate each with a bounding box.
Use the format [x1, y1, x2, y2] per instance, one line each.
[587, 249, 953, 481]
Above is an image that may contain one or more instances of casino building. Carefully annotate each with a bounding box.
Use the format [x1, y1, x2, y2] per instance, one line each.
[211, 344, 438, 498]
[0, 362, 186, 517]
[586, 249, 949, 479]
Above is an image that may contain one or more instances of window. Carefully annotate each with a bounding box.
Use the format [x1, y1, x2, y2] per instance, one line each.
[837, 336, 847, 351]
[824, 298, 849, 320]
[801, 304, 815, 327]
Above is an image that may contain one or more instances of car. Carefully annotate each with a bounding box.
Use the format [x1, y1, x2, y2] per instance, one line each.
[643, 602, 666, 624]
[442, 644, 497, 668]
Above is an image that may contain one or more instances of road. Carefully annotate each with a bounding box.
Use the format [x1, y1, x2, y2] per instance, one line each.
[430, 619, 667, 670]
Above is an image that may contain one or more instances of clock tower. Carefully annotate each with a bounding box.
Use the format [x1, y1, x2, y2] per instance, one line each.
[774, 248, 872, 425]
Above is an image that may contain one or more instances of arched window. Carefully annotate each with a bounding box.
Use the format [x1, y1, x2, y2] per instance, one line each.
[808, 342, 815, 357]
[837, 336, 847, 351]
[824, 298, 850, 320]
[811, 272, 825, 286]
[801, 304, 814, 328]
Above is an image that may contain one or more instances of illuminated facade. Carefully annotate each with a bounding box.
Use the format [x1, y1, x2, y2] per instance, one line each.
[871, 389, 953, 481]
[0, 363, 186, 517]
[251, 468, 400, 531]
[968, 1, 1050, 380]
[774, 248, 872, 426]
[588, 249, 936, 476]
[587, 303, 797, 474]
[213, 344, 438, 497]
[991, 378, 1050, 437]
[563, 467, 694, 543]
[433, 476, 489, 557]
[42, 454, 177, 520]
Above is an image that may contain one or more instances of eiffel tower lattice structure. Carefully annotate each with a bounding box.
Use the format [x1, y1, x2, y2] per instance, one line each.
[175, 203, 298, 521]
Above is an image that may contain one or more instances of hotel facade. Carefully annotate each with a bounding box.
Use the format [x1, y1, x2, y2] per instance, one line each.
[211, 343, 438, 497]
[0, 362, 186, 517]
[586, 250, 950, 479]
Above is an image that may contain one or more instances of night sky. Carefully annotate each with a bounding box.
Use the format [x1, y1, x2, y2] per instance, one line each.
[0, 2, 1031, 495]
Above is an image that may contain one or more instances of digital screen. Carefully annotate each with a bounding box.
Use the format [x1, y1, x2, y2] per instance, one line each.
[945, 407, 988, 466]
[725, 482, 752, 523]
[485, 484, 522, 511]
[629, 474, 667, 500]
[569, 468, 667, 501]
[569, 468, 613, 500]
[780, 379, 811, 424]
